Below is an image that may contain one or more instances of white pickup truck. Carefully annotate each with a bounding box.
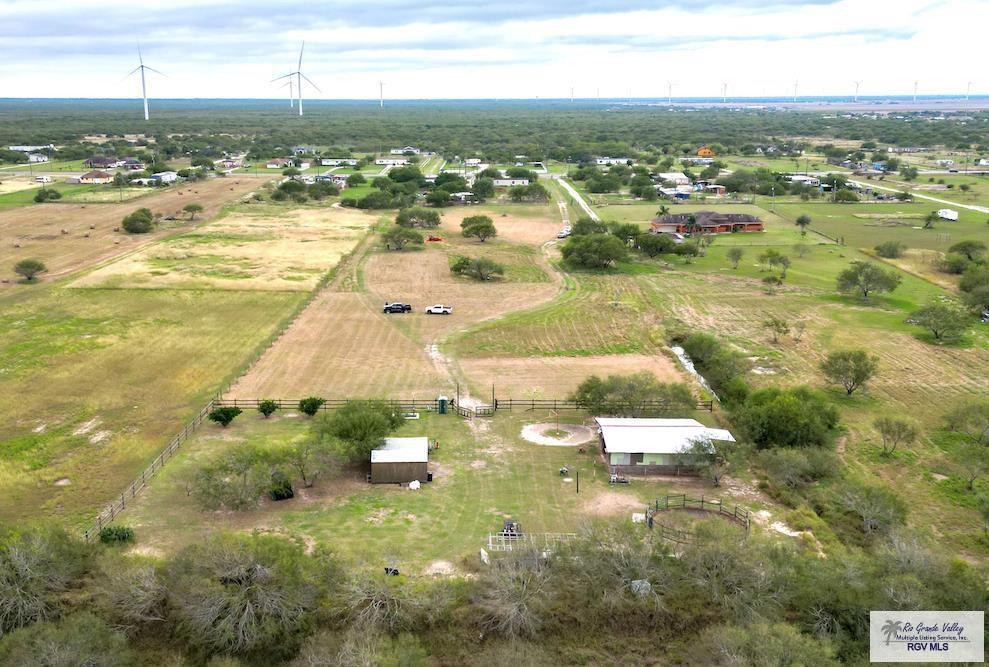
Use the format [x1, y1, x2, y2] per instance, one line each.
[424, 304, 453, 315]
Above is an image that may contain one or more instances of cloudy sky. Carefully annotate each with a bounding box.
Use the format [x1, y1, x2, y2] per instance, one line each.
[0, 0, 982, 99]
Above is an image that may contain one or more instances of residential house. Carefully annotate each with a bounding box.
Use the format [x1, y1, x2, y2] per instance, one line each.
[390, 146, 421, 155]
[84, 156, 117, 169]
[266, 158, 294, 169]
[650, 211, 763, 235]
[595, 157, 631, 166]
[321, 158, 359, 166]
[703, 184, 726, 195]
[493, 178, 529, 187]
[656, 171, 691, 186]
[937, 208, 959, 221]
[657, 187, 690, 200]
[696, 146, 716, 157]
[376, 158, 409, 166]
[449, 191, 478, 204]
[120, 158, 145, 170]
[595, 418, 735, 474]
[787, 174, 820, 187]
[79, 171, 114, 185]
[936, 159, 955, 168]
[370, 437, 429, 484]
[9, 144, 54, 152]
[218, 158, 242, 170]
[292, 145, 318, 155]
[27, 153, 49, 163]
[681, 156, 714, 165]
[976, 158, 989, 167]
[464, 158, 482, 166]
[152, 171, 179, 184]
[34, 176, 52, 184]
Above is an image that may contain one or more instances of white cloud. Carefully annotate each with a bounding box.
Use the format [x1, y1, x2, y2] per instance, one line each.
[0, 0, 982, 98]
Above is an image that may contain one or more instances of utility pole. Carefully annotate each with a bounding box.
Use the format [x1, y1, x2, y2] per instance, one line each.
[966, 81, 972, 101]
[854, 80, 861, 103]
[667, 81, 672, 106]
[913, 80, 918, 103]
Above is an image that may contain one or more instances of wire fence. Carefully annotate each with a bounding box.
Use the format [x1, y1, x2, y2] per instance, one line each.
[648, 494, 750, 529]
[494, 398, 714, 412]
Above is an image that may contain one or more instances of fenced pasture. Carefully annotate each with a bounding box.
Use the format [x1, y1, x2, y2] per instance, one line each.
[0, 288, 307, 526]
[0, 177, 260, 282]
[115, 410, 690, 565]
[70, 205, 377, 291]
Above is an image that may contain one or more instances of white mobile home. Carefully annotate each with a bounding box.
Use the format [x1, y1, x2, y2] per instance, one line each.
[376, 158, 409, 166]
[595, 417, 734, 472]
[937, 208, 959, 221]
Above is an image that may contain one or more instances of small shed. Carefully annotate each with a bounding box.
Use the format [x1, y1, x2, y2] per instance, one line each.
[371, 437, 429, 484]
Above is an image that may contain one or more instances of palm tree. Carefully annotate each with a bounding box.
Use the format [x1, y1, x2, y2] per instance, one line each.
[686, 214, 700, 237]
[881, 620, 903, 646]
[655, 204, 670, 218]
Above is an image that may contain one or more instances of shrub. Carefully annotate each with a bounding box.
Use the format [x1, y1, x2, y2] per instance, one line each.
[13, 258, 47, 282]
[268, 470, 294, 501]
[122, 207, 155, 233]
[382, 225, 424, 250]
[0, 613, 134, 666]
[757, 448, 836, 491]
[909, 300, 969, 342]
[836, 261, 901, 299]
[258, 399, 278, 418]
[635, 233, 675, 257]
[570, 372, 695, 417]
[396, 206, 440, 228]
[188, 447, 271, 511]
[98, 525, 135, 545]
[461, 215, 497, 242]
[732, 386, 839, 448]
[313, 400, 403, 463]
[874, 241, 906, 259]
[450, 256, 504, 281]
[298, 396, 326, 416]
[208, 406, 242, 428]
[820, 349, 879, 395]
[937, 252, 970, 275]
[560, 234, 627, 268]
[33, 188, 62, 203]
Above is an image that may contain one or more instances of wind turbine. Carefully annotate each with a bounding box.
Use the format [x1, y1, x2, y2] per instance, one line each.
[666, 80, 673, 106]
[127, 45, 163, 121]
[792, 80, 798, 103]
[966, 81, 972, 101]
[379, 80, 384, 108]
[280, 79, 295, 108]
[721, 81, 728, 104]
[853, 80, 861, 103]
[272, 42, 320, 116]
[570, 85, 574, 103]
[913, 80, 918, 103]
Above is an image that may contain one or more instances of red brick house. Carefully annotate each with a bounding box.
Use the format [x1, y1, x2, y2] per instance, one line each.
[650, 211, 763, 235]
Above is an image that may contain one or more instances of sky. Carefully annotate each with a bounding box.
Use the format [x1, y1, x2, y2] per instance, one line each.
[0, 0, 983, 100]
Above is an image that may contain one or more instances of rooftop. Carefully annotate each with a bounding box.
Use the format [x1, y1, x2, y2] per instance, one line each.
[595, 417, 734, 455]
[371, 437, 429, 464]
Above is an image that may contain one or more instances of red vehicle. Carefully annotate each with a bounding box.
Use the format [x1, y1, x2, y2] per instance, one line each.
[427, 235, 444, 242]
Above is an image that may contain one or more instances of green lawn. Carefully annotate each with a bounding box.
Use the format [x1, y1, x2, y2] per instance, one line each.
[0, 182, 104, 211]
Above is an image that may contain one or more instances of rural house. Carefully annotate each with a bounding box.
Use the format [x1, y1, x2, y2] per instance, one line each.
[656, 171, 691, 186]
[390, 146, 421, 155]
[595, 418, 735, 474]
[650, 211, 764, 235]
[493, 178, 529, 187]
[595, 157, 631, 165]
[266, 158, 293, 169]
[370, 437, 429, 484]
[376, 157, 409, 166]
[84, 156, 117, 169]
[321, 158, 359, 166]
[27, 153, 49, 163]
[79, 170, 114, 184]
[696, 146, 716, 157]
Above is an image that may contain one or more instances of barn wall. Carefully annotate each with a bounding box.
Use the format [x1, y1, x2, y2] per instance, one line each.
[371, 461, 428, 484]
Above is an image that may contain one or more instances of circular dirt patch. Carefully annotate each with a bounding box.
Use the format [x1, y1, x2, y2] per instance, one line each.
[521, 423, 595, 447]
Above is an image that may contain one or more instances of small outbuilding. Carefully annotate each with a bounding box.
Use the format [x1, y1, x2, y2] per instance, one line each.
[370, 437, 429, 484]
[937, 208, 959, 221]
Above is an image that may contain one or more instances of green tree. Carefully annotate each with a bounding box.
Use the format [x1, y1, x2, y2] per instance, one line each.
[570, 372, 695, 417]
[874, 417, 918, 457]
[472, 177, 495, 200]
[313, 400, 403, 463]
[396, 206, 440, 228]
[346, 173, 366, 187]
[182, 203, 204, 220]
[636, 233, 675, 258]
[795, 214, 812, 235]
[0, 613, 135, 666]
[561, 234, 627, 268]
[258, 399, 278, 418]
[33, 188, 62, 203]
[451, 256, 505, 281]
[675, 241, 701, 263]
[763, 316, 790, 343]
[13, 258, 47, 282]
[923, 210, 940, 229]
[608, 222, 640, 244]
[461, 215, 497, 242]
[571, 216, 607, 236]
[733, 386, 839, 448]
[426, 189, 451, 207]
[948, 240, 986, 262]
[282, 166, 301, 178]
[727, 246, 744, 269]
[285, 436, 337, 488]
[836, 261, 902, 299]
[382, 225, 424, 250]
[121, 207, 155, 234]
[909, 300, 969, 342]
[820, 349, 878, 396]
[208, 406, 242, 428]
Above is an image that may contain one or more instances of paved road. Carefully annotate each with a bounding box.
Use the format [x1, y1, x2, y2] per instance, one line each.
[555, 176, 600, 221]
[850, 180, 989, 214]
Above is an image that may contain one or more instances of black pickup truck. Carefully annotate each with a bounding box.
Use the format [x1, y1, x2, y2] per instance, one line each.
[383, 302, 412, 313]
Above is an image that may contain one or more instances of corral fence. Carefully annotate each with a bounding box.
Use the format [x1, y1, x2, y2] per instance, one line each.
[214, 397, 447, 412]
[647, 494, 750, 530]
[608, 463, 700, 477]
[83, 397, 218, 542]
[486, 532, 578, 553]
[494, 398, 714, 412]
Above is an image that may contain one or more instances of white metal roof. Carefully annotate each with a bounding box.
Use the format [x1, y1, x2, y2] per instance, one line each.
[371, 437, 429, 464]
[594, 418, 734, 455]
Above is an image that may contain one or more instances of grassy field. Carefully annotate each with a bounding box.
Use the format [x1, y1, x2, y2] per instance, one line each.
[71, 204, 377, 291]
[119, 409, 726, 567]
[0, 286, 306, 527]
[1, 178, 262, 282]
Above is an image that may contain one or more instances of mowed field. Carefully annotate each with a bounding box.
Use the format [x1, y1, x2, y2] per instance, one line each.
[0, 178, 261, 282]
[229, 203, 564, 399]
[71, 205, 377, 291]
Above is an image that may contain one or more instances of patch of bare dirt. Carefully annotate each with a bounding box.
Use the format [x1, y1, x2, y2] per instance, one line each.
[424, 560, 456, 575]
[582, 491, 649, 517]
[520, 423, 596, 447]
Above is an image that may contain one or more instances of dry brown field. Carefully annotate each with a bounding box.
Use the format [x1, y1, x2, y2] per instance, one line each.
[0, 178, 261, 282]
